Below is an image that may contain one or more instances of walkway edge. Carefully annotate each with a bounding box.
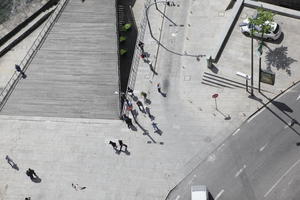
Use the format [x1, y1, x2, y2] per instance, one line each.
[164, 80, 300, 200]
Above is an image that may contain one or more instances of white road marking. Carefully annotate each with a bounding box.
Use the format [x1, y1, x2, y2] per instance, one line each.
[297, 95, 300, 101]
[264, 159, 300, 197]
[284, 125, 289, 129]
[235, 165, 247, 177]
[259, 143, 268, 152]
[217, 144, 225, 151]
[174, 195, 180, 200]
[215, 189, 225, 200]
[248, 108, 265, 123]
[188, 174, 197, 185]
[232, 128, 240, 136]
[248, 114, 257, 123]
[207, 154, 216, 162]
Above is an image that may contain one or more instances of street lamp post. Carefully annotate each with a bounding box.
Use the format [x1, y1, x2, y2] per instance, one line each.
[258, 41, 263, 93]
[250, 26, 254, 96]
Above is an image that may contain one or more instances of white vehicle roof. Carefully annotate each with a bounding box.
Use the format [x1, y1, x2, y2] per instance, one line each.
[191, 185, 207, 200]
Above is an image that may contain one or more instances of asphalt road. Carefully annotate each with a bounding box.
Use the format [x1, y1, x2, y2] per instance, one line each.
[166, 83, 300, 200]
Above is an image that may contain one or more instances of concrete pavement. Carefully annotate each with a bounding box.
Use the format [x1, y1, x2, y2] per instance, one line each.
[165, 83, 300, 200]
[0, 0, 300, 200]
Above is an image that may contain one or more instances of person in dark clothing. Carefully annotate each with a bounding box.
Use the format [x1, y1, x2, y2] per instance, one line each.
[136, 100, 145, 113]
[138, 41, 144, 52]
[109, 141, 118, 149]
[118, 140, 128, 151]
[123, 115, 133, 129]
[26, 168, 39, 181]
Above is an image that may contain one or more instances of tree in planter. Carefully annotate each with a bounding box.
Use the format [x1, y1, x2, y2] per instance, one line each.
[248, 7, 275, 95]
[249, 7, 275, 46]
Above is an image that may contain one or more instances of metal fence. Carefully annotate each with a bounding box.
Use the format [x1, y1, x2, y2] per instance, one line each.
[0, 0, 69, 111]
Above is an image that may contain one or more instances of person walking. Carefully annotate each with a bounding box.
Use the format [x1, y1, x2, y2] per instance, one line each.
[126, 100, 133, 112]
[123, 115, 133, 129]
[138, 41, 144, 52]
[136, 100, 145, 113]
[145, 107, 155, 120]
[148, 62, 158, 75]
[157, 83, 167, 97]
[118, 140, 128, 151]
[26, 168, 38, 180]
[109, 141, 118, 149]
[157, 83, 162, 93]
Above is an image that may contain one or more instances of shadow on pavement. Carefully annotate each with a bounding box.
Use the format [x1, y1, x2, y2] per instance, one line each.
[271, 100, 293, 113]
[264, 45, 297, 76]
[259, 91, 300, 136]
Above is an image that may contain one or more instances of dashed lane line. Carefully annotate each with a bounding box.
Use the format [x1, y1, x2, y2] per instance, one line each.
[215, 189, 225, 200]
[264, 159, 300, 197]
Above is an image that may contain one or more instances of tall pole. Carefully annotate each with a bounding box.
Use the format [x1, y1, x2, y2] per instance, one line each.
[250, 28, 254, 96]
[215, 98, 218, 110]
[258, 56, 261, 93]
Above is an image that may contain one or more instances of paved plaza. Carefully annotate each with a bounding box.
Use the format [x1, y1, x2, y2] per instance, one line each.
[0, 0, 299, 199]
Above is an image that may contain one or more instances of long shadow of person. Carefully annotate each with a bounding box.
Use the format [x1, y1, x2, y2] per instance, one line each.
[152, 122, 163, 135]
[130, 125, 138, 131]
[145, 107, 155, 121]
[5, 155, 19, 171]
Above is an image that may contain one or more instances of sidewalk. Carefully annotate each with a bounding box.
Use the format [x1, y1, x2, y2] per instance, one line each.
[131, 0, 300, 197]
[0, 0, 299, 200]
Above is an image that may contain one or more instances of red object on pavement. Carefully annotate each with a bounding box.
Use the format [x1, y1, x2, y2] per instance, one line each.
[212, 93, 219, 98]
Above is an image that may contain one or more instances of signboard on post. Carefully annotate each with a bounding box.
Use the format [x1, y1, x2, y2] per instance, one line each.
[260, 69, 275, 85]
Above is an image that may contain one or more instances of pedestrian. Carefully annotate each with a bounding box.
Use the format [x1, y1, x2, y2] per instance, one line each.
[72, 183, 86, 190]
[15, 64, 21, 72]
[145, 107, 155, 121]
[25, 197, 31, 200]
[109, 141, 118, 149]
[141, 91, 147, 100]
[138, 41, 144, 52]
[141, 53, 149, 63]
[152, 122, 162, 135]
[152, 122, 159, 132]
[136, 100, 145, 113]
[157, 83, 167, 97]
[126, 100, 133, 112]
[126, 118, 133, 129]
[123, 115, 133, 129]
[149, 62, 158, 75]
[15, 64, 27, 79]
[26, 168, 38, 180]
[127, 87, 134, 94]
[157, 83, 161, 93]
[118, 140, 128, 151]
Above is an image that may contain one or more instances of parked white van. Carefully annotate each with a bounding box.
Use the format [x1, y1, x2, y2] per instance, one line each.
[191, 185, 208, 200]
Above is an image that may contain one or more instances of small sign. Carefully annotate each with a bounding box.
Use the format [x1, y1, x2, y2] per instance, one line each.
[212, 94, 219, 98]
[260, 69, 275, 85]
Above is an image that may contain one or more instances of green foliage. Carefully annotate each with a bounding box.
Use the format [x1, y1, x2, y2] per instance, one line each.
[120, 48, 127, 55]
[248, 7, 275, 37]
[121, 23, 132, 31]
[119, 36, 126, 42]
